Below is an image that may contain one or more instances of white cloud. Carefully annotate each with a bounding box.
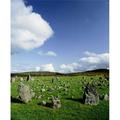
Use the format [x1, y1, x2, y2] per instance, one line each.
[40, 64, 55, 72]
[59, 52, 109, 73]
[46, 51, 57, 56]
[11, 0, 54, 54]
[84, 51, 97, 56]
[35, 66, 40, 71]
[38, 51, 57, 57]
[12, 63, 55, 73]
[60, 62, 80, 73]
[36, 64, 55, 72]
[11, 51, 109, 73]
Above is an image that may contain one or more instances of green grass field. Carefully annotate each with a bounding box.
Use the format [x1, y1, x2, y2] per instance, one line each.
[11, 75, 109, 120]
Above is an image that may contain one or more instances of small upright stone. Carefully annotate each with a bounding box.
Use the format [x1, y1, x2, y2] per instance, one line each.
[52, 78, 54, 83]
[26, 74, 32, 81]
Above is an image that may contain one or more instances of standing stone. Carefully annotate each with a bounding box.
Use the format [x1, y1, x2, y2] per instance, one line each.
[52, 78, 54, 83]
[83, 83, 99, 105]
[26, 75, 32, 81]
[18, 82, 34, 103]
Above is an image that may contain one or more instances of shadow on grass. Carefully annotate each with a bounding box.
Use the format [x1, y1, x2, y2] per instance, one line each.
[37, 102, 53, 108]
[11, 96, 24, 104]
[66, 97, 84, 104]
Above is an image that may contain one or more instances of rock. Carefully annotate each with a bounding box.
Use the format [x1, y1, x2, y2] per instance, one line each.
[20, 77, 23, 81]
[71, 96, 74, 99]
[42, 100, 46, 106]
[38, 95, 42, 99]
[26, 75, 32, 81]
[41, 88, 46, 92]
[51, 97, 61, 109]
[104, 94, 109, 101]
[83, 83, 99, 105]
[18, 82, 33, 103]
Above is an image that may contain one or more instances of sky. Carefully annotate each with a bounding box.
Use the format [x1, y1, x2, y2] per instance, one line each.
[11, 0, 109, 73]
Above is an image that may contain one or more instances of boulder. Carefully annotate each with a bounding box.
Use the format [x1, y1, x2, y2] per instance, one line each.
[104, 94, 109, 101]
[18, 82, 34, 103]
[51, 97, 61, 109]
[83, 83, 99, 105]
[42, 100, 47, 106]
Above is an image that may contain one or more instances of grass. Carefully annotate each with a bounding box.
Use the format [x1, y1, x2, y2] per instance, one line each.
[11, 75, 109, 120]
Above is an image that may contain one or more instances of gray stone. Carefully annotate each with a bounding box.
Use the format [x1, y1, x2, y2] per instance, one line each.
[38, 95, 42, 99]
[20, 77, 23, 81]
[42, 100, 46, 106]
[83, 83, 99, 105]
[41, 88, 46, 92]
[51, 97, 61, 109]
[104, 94, 109, 101]
[26, 75, 32, 81]
[18, 82, 34, 103]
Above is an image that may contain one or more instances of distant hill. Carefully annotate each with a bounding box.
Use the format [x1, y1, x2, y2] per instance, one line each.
[11, 71, 64, 77]
[66, 69, 109, 76]
[11, 69, 109, 77]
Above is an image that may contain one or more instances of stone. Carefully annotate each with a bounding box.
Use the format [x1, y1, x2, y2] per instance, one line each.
[51, 97, 61, 109]
[104, 94, 109, 101]
[41, 88, 45, 92]
[42, 100, 46, 106]
[51, 78, 54, 83]
[38, 95, 42, 99]
[20, 77, 23, 81]
[83, 83, 99, 105]
[26, 75, 32, 81]
[18, 82, 34, 103]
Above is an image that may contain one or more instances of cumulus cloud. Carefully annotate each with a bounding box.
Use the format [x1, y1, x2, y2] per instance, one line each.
[12, 63, 55, 73]
[38, 51, 57, 56]
[60, 62, 81, 73]
[11, 0, 54, 54]
[11, 51, 109, 73]
[79, 51, 109, 70]
[59, 52, 109, 73]
[35, 64, 55, 72]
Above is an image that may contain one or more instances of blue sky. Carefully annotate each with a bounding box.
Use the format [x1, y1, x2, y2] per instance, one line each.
[11, 0, 109, 73]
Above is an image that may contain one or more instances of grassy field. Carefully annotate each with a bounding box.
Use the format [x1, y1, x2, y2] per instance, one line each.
[11, 75, 109, 120]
